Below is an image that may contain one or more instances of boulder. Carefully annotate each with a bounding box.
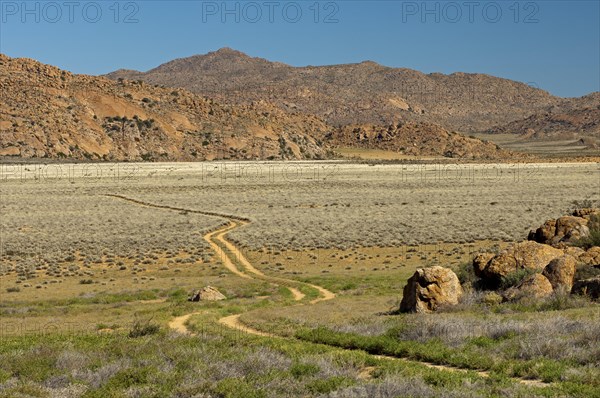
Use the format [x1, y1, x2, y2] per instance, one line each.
[188, 286, 226, 302]
[578, 246, 600, 267]
[528, 219, 556, 244]
[571, 277, 600, 300]
[400, 266, 463, 313]
[479, 241, 563, 285]
[542, 255, 576, 291]
[503, 273, 553, 302]
[562, 246, 585, 260]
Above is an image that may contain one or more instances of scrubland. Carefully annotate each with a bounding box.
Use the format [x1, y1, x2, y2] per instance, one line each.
[0, 161, 598, 397]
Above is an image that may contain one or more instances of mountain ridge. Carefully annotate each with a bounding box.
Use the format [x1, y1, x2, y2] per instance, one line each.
[106, 47, 589, 132]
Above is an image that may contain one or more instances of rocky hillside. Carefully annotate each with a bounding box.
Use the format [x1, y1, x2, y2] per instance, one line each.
[325, 122, 512, 159]
[488, 95, 600, 147]
[107, 48, 564, 132]
[0, 54, 331, 161]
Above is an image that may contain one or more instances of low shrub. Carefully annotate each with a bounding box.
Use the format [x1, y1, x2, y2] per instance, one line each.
[128, 317, 160, 338]
[499, 268, 538, 290]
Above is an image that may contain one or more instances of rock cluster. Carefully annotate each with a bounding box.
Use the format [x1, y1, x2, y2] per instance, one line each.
[476, 208, 599, 302]
[399, 208, 599, 313]
[528, 214, 593, 245]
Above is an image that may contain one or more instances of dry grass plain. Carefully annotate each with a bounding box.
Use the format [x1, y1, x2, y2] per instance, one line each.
[0, 161, 599, 397]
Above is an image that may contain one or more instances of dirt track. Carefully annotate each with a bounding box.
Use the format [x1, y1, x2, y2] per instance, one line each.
[107, 194, 549, 387]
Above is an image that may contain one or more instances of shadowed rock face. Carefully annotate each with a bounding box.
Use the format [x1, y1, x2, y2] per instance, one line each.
[400, 266, 463, 313]
[572, 277, 600, 299]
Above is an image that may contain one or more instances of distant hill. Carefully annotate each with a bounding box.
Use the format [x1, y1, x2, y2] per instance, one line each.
[106, 47, 568, 132]
[326, 122, 513, 159]
[487, 93, 600, 148]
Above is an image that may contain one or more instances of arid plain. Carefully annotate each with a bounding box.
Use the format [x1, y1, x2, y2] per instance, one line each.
[1, 160, 599, 397]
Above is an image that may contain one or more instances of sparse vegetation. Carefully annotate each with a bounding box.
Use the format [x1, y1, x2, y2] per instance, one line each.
[1, 162, 598, 397]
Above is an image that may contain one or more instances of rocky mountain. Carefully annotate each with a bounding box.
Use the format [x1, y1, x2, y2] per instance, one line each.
[106, 48, 566, 132]
[0, 54, 331, 161]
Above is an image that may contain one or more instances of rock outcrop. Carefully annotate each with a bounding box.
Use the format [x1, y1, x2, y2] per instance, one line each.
[471, 209, 599, 302]
[400, 266, 463, 313]
[577, 246, 600, 267]
[474, 241, 563, 285]
[528, 209, 599, 246]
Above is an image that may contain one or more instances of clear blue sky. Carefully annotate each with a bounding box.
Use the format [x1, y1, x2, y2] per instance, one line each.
[1, 0, 598, 97]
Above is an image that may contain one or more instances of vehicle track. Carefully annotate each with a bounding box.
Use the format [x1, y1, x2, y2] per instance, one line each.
[106, 194, 548, 387]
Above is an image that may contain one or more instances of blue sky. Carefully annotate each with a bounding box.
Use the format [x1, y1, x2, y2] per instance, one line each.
[1, 0, 598, 97]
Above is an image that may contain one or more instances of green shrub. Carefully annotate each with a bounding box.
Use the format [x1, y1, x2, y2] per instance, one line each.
[128, 317, 160, 338]
[290, 362, 320, 378]
[500, 268, 537, 290]
[306, 376, 353, 394]
[215, 378, 266, 398]
[6, 286, 20, 293]
[105, 366, 153, 390]
[454, 262, 480, 288]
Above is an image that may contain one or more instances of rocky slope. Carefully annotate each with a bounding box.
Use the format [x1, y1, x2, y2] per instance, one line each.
[0, 54, 331, 161]
[107, 48, 566, 132]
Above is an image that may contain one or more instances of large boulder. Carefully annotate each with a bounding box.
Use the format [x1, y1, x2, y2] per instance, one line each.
[542, 255, 577, 291]
[188, 286, 226, 302]
[528, 216, 590, 245]
[477, 241, 563, 285]
[503, 273, 553, 302]
[400, 266, 463, 313]
[571, 277, 600, 300]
